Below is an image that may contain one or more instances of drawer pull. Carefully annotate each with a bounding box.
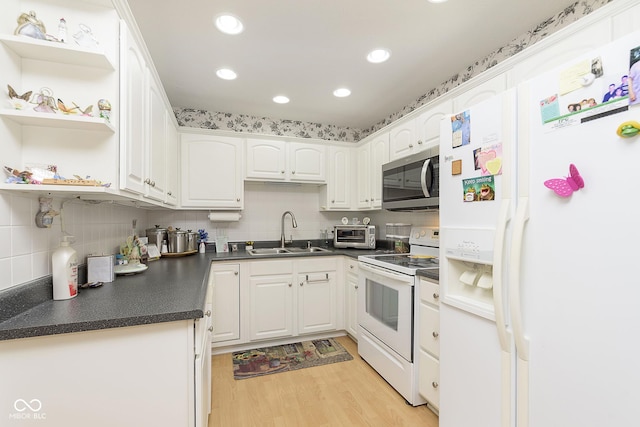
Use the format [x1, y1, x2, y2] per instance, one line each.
[306, 273, 329, 283]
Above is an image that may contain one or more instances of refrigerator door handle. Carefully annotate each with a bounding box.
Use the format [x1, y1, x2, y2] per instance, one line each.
[510, 196, 530, 360]
[493, 198, 512, 353]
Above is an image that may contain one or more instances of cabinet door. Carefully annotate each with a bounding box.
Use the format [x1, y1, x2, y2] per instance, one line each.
[297, 271, 337, 335]
[325, 145, 352, 209]
[180, 133, 244, 209]
[120, 24, 147, 195]
[345, 259, 359, 339]
[389, 120, 417, 161]
[245, 138, 286, 180]
[420, 302, 440, 358]
[289, 142, 326, 182]
[210, 263, 240, 343]
[416, 99, 453, 151]
[165, 117, 179, 206]
[369, 132, 389, 209]
[249, 275, 294, 341]
[356, 143, 371, 209]
[418, 350, 440, 410]
[452, 73, 507, 111]
[146, 75, 167, 202]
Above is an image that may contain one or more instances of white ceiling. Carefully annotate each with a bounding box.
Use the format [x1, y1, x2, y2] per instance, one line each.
[127, 0, 574, 129]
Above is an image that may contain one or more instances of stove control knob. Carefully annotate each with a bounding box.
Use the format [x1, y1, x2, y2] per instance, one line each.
[420, 229, 426, 236]
[414, 232, 420, 239]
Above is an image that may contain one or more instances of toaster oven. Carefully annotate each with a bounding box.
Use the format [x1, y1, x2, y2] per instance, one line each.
[334, 225, 376, 249]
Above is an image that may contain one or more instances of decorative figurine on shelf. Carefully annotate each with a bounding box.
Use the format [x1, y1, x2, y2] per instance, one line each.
[57, 98, 78, 114]
[75, 103, 93, 116]
[14, 10, 47, 40]
[7, 84, 32, 110]
[73, 23, 99, 49]
[32, 87, 56, 113]
[3, 166, 33, 184]
[98, 98, 111, 122]
[57, 18, 67, 43]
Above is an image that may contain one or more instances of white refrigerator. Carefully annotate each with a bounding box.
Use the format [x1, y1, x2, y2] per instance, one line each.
[438, 31, 640, 427]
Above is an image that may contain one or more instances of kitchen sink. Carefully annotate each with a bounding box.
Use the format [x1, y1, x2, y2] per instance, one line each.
[247, 247, 332, 256]
[247, 248, 292, 255]
[286, 247, 332, 253]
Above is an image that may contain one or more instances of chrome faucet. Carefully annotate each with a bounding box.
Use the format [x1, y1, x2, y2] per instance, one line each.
[280, 211, 298, 248]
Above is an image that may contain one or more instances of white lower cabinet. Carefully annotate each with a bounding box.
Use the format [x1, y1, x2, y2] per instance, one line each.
[195, 282, 213, 427]
[248, 260, 295, 341]
[418, 276, 440, 410]
[243, 257, 342, 344]
[345, 258, 359, 339]
[297, 258, 338, 335]
[210, 263, 240, 343]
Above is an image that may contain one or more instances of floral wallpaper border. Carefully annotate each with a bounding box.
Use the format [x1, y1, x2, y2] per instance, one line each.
[174, 0, 612, 143]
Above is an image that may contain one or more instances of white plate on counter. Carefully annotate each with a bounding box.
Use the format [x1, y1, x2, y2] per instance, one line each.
[114, 263, 148, 275]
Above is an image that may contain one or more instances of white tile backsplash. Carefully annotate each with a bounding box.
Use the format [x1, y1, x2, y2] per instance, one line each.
[0, 193, 147, 290]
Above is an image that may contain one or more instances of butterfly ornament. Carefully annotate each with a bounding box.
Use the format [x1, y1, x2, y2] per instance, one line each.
[7, 84, 32, 110]
[544, 164, 584, 197]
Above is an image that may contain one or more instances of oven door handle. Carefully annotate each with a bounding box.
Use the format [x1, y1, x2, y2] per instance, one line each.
[359, 262, 413, 284]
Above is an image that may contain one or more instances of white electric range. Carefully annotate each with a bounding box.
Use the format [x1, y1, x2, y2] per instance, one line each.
[357, 226, 439, 406]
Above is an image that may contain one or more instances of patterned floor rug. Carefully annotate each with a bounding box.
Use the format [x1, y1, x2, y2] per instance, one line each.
[232, 338, 353, 380]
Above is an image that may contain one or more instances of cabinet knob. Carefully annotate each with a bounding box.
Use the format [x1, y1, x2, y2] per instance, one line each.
[151, 181, 156, 187]
[208, 326, 213, 332]
[418, 140, 423, 145]
[409, 143, 413, 148]
[144, 178, 151, 184]
[432, 381, 439, 389]
[167, 191, 172, 196]
[234, 271, 239, 276]
[288, 283, 292, 287]
[236, 198, 240, 202]
[433, 292, 439, 300]
[205, 310, 211, 317]
[355, 285, 358, 289]
[299, 282, 304, 287]
[432, 331, 439, 338]
[281, 170, 285, 174]
[349, 265, 354, 269]
[331, 200, 335, 203]
[292, 171, 296, 174]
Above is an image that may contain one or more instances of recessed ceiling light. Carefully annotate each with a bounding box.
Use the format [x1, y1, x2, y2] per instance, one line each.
[427, 0, 448, 3]
[273, 95, 290, 104]
[214, 14, 244, 35]
[216, 68, 237, 80]
[367, 48, 391, 64]
[333, 88, 351, 98]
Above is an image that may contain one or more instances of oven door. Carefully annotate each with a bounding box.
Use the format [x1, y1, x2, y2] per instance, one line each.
[358, 261, 415, 361]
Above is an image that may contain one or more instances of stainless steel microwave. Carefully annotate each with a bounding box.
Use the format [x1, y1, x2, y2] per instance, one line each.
[382, 146, 439, 211]
[333, 225, 376, 249]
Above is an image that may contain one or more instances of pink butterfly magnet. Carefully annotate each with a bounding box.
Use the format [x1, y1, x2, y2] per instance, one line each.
[544, 164, 584, 197]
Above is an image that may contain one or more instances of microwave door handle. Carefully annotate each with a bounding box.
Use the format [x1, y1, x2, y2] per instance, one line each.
[421, 159, 432, 197]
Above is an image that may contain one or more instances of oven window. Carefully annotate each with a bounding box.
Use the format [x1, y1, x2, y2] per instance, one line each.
[365, 278, 399, 331]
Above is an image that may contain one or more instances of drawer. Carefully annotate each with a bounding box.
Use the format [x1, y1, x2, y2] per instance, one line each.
[419, 302, 439, 357]
[420, 277, 440, 306]
[418, 350, 440, 410]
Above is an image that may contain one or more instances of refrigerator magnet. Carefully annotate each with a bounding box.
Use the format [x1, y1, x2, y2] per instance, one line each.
[616, 121, 640, 138]
[452, 159, 462, 175]
[544, 164, 584, 197]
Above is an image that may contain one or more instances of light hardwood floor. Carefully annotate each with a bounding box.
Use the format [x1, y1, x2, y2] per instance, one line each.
[209, 336, 439, 427]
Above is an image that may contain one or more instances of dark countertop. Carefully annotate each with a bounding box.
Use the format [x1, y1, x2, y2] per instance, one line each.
[0, 247, 385, 341]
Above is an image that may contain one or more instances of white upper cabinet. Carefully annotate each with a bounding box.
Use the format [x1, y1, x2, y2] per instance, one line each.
[452, 73, 508, 112]
[245, 138, 287, 181]
[180, 132, 244, 209]
[416, 99, 453, 151]
[389, 120, 417, 161]
[289, 142, 326, 182]
[320, 145, 353, 210]
[165, 117, 179, 206]
[146, 74, 167, 202]
[246, 138, 326, 183]
[357, 132, 389, 210]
